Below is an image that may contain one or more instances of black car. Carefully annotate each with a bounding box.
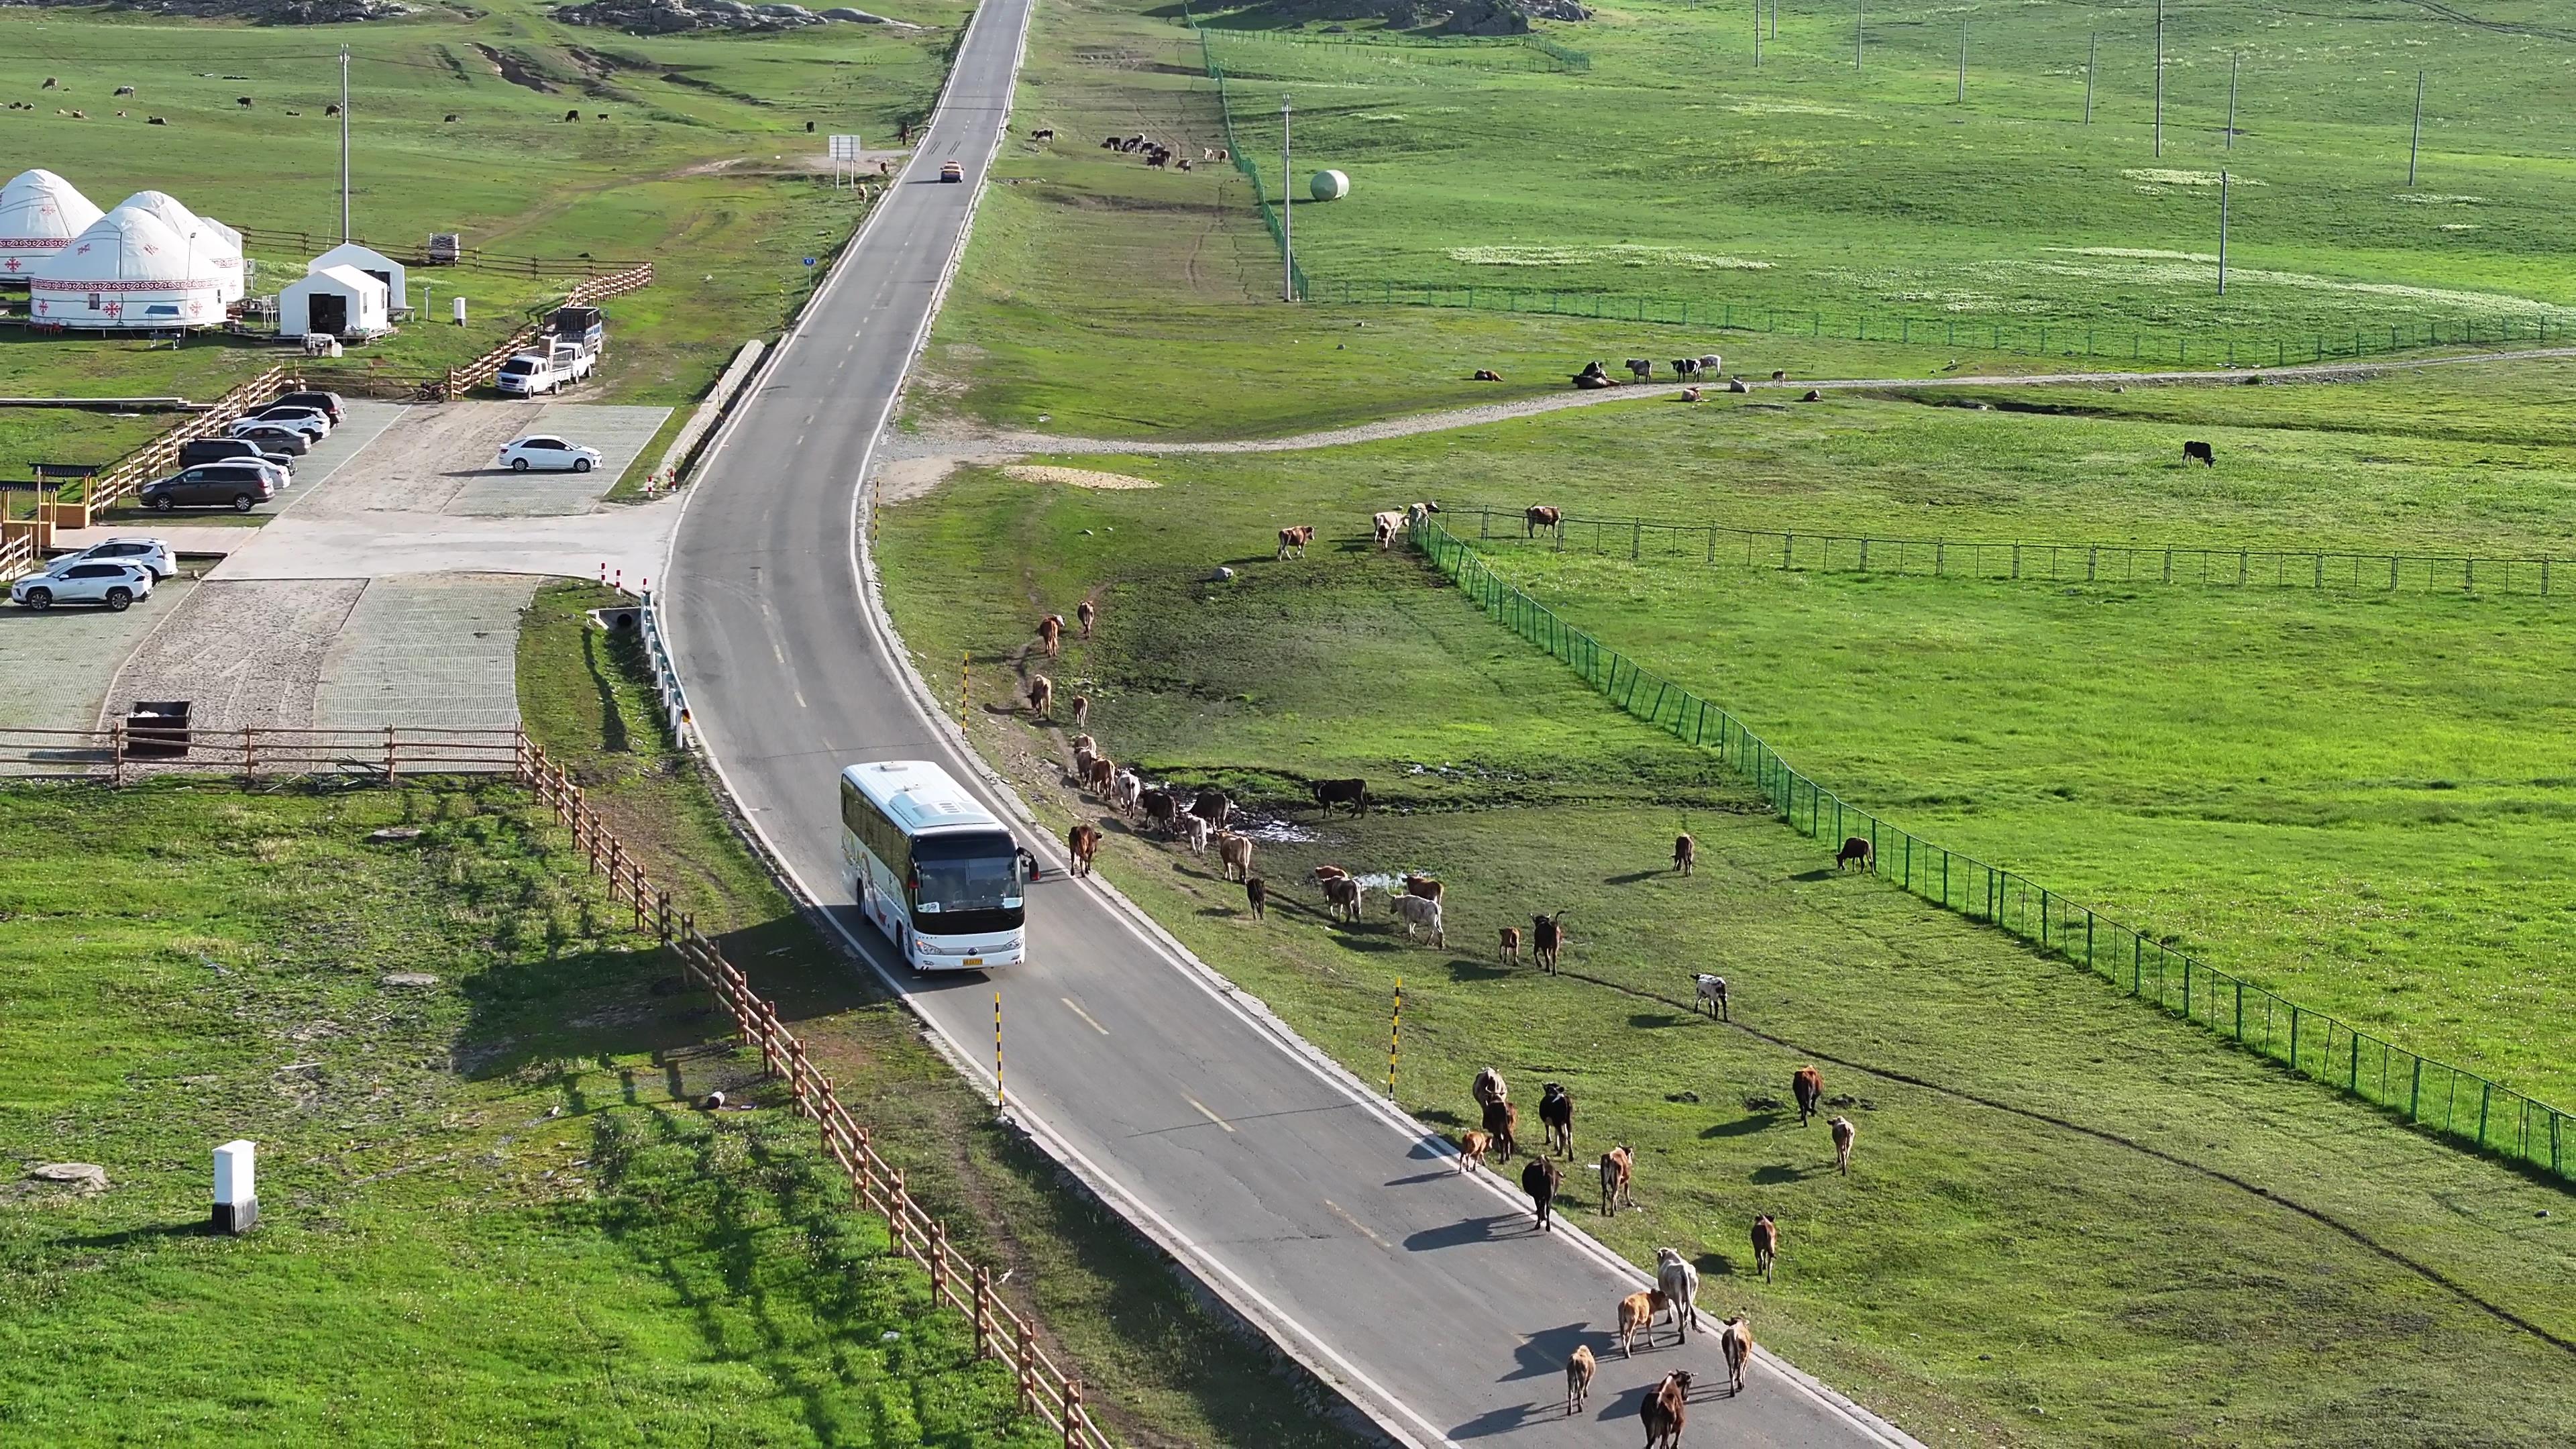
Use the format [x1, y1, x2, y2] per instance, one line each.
[270, 389, 345, 424]
[179, 437, 295, 471]
[140, 463, 278, 513]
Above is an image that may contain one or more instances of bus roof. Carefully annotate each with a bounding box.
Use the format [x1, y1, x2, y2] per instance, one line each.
[841, 759, 1003, 837]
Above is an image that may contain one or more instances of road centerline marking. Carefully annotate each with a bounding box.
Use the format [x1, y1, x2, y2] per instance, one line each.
[1061, 997, 1109, 1035]
[1185, 1096, 1236, 1132]
[1322, 1199, 1390, 1252]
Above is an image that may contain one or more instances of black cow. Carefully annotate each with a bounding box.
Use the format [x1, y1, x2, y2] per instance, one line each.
[1313, 778, 1369, 816]
[2183, 439, 2216, 466]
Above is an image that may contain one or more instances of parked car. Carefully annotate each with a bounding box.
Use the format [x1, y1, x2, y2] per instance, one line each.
[495, 352, 566, 397]
[140, 463, 278, 513]
[12, 560, 153, 611]
[227, 423, 313, 458]
[940, 160, 964, 183]
[180, 436, 294, 472]
[48, 537, 176, 580]
[270, 389, 345, 424]
[496, 435, 602, 473]
[243, 405, 332, 437]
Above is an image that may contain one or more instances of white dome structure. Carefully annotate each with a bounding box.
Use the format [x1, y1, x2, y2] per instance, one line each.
[111, 190, 246, 302]
[0, 169, 105, 281]
[30, 207, 223, 330]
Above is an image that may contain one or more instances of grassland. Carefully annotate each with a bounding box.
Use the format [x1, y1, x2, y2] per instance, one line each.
[515, 581, 1373, 1449]
[873, 458, 2576, 1445]
[0, 0, 963, 413]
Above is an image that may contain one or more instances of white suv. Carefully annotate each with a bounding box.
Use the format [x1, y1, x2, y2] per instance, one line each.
[13, 561, 154, 611]
[497, 435, 602, 473]
[48, 537, 177, 580]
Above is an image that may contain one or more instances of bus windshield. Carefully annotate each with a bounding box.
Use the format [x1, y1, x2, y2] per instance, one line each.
[910, 830, 1023, 932]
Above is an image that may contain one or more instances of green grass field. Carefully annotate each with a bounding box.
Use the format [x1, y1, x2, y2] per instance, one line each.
[873, 459, 2576, 1445]
[0, 0, 962, 411]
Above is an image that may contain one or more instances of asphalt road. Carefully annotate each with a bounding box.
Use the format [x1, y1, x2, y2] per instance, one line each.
[663, 2, 1920, 1443]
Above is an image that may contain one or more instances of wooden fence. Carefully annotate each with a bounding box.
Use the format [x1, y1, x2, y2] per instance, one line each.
[517, 741, 1114, 1448]
[433, 264, 655, 400]
[0, 724, 525, 781]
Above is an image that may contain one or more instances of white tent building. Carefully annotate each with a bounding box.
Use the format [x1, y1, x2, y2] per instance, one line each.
[0, 169, 105, 282]
[29, 206, 223, 329]
[280, 264, 389, 339]
[112, 189, 246, 303]
[307, 241, 407, 315]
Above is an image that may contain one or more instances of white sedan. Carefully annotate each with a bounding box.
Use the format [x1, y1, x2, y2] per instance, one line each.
[231, 412, 329, 442]
[13, 560, 154, 611]
[497, 435, 602, 473]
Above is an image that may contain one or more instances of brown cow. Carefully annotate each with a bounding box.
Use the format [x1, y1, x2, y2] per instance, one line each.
[1644, 1369, 1693, 1444]
[1404, 873, 1443, 904]
[1070, 694, 1091, 729]
[1456, 1128, 1491, 1174]
[1310, 863, 1350, 886]
[1751, 1215, 1780, 1283]
[1483, 1099, 1518, 1160]
[1565, 1343, 1595, 1415]
[1830, 1116, 1856, 1177]
[1085, 755, 1116, 794]
[1836, 837, 1873, 871]
[1792, 1067, 1824, 1127]
[1672, 833, 1697, 875]
[1076, 598, 1096, 638]
[1615, 1289, 1662, 1358]
[1066, 823, 1102, 877]
[1525, 504, 1562, 537]
[1275, 525, 1315, 560]
[1599, 1144, 1633, 1216]
[1522, 1156, 1560, 1232]
[1245, 875, 1267, 920]
[1037, 613, 1065, 657]
[1216, 831, 1254, 883]
[1719, 1317, 1753, 1395]
[1323, 875, 1364, 922]
[1499, 925, 1522, 967]
[1026, 676, 1054, 720]
[1531, 912, 1568, 973]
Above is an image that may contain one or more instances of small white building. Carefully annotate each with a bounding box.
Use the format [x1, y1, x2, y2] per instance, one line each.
[279, 264, 390, 339]
[0, 169, 105, 281]
[30, 207, 223, 329]
[112, 190, 246, 303]
[307, 241, 407, 315]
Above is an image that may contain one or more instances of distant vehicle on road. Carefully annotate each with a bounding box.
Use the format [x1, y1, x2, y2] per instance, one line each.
[939, 160, 964, 182]
[48, 537, 176, 580]
[181, 437, 294, 472]
[141, 463, 276, 513]
[270, 390, 345, 425]
[227, 423, 312, 457]
[841, 759, 1028, 971]
[497, 435, 601, 473]
[13, 560, 153, 611]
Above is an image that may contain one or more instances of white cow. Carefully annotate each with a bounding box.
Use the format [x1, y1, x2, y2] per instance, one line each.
[1654, 1246, 1700, 1343]
[1373, 510, 1403, 549]
[1694, 973, 1729, 1021]
[1389, 892, 1444, 947]
[1182, 814, 1213, 855]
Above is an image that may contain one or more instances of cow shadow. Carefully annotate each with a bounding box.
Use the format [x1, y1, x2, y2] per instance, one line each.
[1503, 1320, 1595, 1384]
[1629, 1012, 1691, 1029]
[1402, 1214, 1517, 1252]
[1789, 867, 1839, 882]
[1448, 961, 1509, 983]
[1602, 868, 1665, 885]
[1417, 1107, 1466, 1129]
[1701, 1114, 1776, 1139]
[1752, 1161, 1828, 1185]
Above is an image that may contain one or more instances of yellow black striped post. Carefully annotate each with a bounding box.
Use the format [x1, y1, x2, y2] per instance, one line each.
[994, 991, 1006, 1111]
[1387, 977, 1403, 1098]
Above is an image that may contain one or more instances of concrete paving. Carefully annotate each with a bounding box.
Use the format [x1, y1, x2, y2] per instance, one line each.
[260, 400, 407, 516]
[313, 574, 536, 734]
[98, 578, 368, 732]
[0, 576, 196, 736]
[449, 403, 669, 516]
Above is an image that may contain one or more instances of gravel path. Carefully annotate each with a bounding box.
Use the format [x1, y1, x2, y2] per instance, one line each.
[98, 579, 368, 731]
[888, 344, 2576, 462]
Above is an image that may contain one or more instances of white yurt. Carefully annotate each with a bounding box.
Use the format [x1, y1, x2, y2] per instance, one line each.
[0, 169, 105, 281]
[307, 241, 407, 314]
[280, 264, 389, 339]
[29, 207, 223, 329]
[112, 189, 246, 302]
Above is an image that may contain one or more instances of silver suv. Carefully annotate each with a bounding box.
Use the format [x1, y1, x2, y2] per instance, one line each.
[12, 561, 155, 611]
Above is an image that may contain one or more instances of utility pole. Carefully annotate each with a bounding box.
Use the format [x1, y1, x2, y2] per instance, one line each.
[2225, 50, 2239, 149]
[1957, 21, 1967, 103]
[1856, 0, 1864, 69]
[2408, 70, 2424, 187]
[1754, 0, 1762, 66]
[2154, 0, 2165, 156]
[2217, 169, 2230, 294]
[1280, 94, 1295, 302]
[2085, 32, 2096, 125]
[339, 46, 352, 244]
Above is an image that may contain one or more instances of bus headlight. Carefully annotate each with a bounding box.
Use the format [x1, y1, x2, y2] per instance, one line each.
[914, 937, 933, 955]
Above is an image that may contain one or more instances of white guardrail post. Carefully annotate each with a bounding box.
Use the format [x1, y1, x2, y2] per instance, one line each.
[638, 588, 692, 748]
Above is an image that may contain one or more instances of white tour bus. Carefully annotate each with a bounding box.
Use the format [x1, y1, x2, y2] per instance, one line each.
[840, 759, 1028, 970]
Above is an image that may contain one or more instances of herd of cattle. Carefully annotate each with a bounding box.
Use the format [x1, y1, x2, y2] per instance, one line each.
[1071, 129, 1228, 172]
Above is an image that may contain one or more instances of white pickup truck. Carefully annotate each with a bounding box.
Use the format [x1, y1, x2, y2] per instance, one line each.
[494, 339, 598, 397]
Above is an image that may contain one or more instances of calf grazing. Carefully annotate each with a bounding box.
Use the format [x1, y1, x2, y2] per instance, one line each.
[1672, 832, 1696, 875]
[1525, 504, 1561, 537]
[1599, 1144, 1633, 1216]
[1564, 1343, 1596, 1415]
[237, 96, 255, 107]
[1835, 836, 1874, 871]
[443, 113, 458, 123]
[1216, 831, 1254, 883]
[1030, 126, 1055, 141]
[1483, 1099, 1518, 1160]
[325, 103, 341, 116]
[1615, 1290, 1661, 1358]
[564, 108, 581, 122]
[1625, 358, 1654, 382]
[1312, 778, 1369, 816]
[2184, 439, 2216, 466]
[1076, 599, 1096, 638]
[1522, 1156, 1560, 1232]
[1693, 973, 1729, 1021]
[1472, 368, 1503, 382]
[1456, 1128, 1492, 1174]
[1323, 875, 1364, 921]
[1389, 892, 1444, 947]
[1642, 1370, 1693, 1446]
[1245, 875, 1267, 919]
[1530, 911, 1568, 973]
[1403, 873, 1443, 903]
[1792, 1067, 1824, 1126]
[1070, 694, 1090, 729]
[1037, 613, 1064, 657]
[1373, 509, 1403, 549]
[1654, 1247, 1699, 1342]
[1829, 1116, 1857, 1176]
[1719, 1317, 1753, 1395]
[1066, 823, 1102, 877]
[1750, 1214, 1780, 1283]
[1275, 524, 1315, 559]
[1471, 1067, 1508, 1107]
[1025, 676, 1054, 720]
[1539, 1081, 1573, 1157]
[1499, 925, 1522, 967]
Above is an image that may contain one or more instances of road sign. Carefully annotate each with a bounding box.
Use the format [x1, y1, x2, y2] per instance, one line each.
[828, 133, 863, 161]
